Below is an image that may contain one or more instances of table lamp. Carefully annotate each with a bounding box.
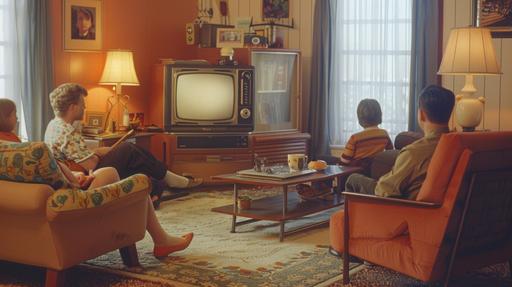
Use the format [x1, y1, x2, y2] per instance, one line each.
[438, 27, 501, 131]
[99, 50, 139, 132]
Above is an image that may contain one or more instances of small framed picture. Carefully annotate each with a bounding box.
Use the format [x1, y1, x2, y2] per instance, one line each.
[85, 111, 106, 128]
[473, 0, 512, 38]
[262, 0, 290, 19]
[63, 0, 103, 51]
[216, 28, 245, 48]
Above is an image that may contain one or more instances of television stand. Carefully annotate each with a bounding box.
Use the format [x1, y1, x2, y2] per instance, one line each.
[175, 133, 249, 149]
[150, 132, 310, 185]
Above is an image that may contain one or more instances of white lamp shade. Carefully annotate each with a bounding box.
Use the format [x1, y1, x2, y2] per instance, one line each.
[99, 50, 140, 85]
[438, 27, 501, 75]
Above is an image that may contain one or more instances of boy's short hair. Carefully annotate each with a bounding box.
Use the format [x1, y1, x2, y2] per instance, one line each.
[0, 98, 16, 132]
[357, 99, 382, 128]
[419, 85, 455, 124]
[49, 83, 87, 117]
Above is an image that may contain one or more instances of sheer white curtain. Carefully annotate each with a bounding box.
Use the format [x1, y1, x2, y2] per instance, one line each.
[329, 0, 412, 146]
[0, 0, 28, 140]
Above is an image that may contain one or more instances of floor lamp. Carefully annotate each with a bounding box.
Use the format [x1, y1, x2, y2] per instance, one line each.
[438, 27, 501, 132]
[99, 50, 140, 132]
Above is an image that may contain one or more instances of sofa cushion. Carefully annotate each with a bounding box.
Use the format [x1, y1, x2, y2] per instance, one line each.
[0, 142, 68, 189]
[47, 174, 150, 212]
[394, 131, 423, 150]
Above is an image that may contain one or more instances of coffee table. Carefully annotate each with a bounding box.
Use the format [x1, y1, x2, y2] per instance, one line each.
[211, 165, 362, 241]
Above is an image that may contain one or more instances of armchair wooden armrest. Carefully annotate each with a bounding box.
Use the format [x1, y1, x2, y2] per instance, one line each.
[342, 192, 441, 208]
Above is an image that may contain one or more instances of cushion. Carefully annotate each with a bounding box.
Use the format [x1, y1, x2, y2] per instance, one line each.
[394, 131, 423, 150]
[370, 149, 400, 179]
[47, 174, 150, 212]
[0, 142, 68, 189]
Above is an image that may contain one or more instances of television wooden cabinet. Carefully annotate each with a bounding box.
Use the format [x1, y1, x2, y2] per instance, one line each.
[150, 132, 310, 184]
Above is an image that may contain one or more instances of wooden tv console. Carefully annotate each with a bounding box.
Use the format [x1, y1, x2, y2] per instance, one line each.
[150, 132, 310, 184]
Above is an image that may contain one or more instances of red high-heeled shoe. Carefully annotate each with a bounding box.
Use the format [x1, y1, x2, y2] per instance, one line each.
[153, 233, 194, 258]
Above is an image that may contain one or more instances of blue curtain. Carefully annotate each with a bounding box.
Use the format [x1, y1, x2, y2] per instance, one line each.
[308, 0, 336, 159]
[409, 0, 442, 131]
[15, 0, 54, 141]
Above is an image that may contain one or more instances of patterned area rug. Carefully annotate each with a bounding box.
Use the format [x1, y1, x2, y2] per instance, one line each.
[329, 263, 512, 287]
[86, 188, 360, 287]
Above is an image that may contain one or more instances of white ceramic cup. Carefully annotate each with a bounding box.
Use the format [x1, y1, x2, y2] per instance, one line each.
[288, 154, 308, 171]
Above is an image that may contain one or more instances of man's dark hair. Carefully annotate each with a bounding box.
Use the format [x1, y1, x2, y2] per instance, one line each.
[418, 85, 455, 124]
[357, 99, 382, 128]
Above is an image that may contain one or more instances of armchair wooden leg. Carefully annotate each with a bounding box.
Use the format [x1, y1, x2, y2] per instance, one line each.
[119, 243, 140, 267]
[342, 201, 350, 285]
[45, 269, 65, 287]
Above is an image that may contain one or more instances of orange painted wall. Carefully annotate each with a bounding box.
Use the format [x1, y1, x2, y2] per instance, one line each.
[50, 0, 197, 125]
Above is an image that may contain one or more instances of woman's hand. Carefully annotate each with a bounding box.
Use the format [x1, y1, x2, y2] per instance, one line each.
[75, 170, 95, 189]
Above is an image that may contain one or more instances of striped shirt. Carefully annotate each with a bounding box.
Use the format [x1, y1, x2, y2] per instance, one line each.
[340, 127, 393, 165]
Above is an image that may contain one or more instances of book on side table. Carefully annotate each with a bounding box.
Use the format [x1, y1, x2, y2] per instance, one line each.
[237, 166, 316, 180]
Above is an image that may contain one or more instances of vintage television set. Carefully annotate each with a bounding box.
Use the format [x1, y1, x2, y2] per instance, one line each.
[162, 63, 254, 133]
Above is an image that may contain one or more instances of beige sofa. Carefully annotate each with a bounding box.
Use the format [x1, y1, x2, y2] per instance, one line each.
[0, 177, 150, 287]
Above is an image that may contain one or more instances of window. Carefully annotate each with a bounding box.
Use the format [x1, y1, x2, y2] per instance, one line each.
[0, 0, 28, 140]
[329, 0, 412, 146]
[0, 0, 7, 98]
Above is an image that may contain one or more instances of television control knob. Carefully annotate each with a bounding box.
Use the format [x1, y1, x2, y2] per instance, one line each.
[240, 108, 251, 119]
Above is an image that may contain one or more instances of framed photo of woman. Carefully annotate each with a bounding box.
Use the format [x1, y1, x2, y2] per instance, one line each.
[63, 0, 103, 51]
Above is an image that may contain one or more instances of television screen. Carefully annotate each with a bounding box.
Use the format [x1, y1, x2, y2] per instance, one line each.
[176, 73, 235, 121]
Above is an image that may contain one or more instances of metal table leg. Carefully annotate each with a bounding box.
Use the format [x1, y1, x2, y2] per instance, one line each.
[279, 185, 288, 242]
[231, 183, 238, 233]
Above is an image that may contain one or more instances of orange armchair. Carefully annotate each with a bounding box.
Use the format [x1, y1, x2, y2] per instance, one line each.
[330, 132, 512, 285]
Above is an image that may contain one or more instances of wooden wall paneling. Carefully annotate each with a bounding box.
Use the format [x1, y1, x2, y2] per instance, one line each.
[452, 0, 472, 100]
[443, 0, 457, 128]
[288, 0, 301, 49]
[300, 0, 314, 131]
[483, 38, 502, 131]
[228, 0, 239, 24]
[500, 39, 512, 130]
[238, 0, 251, 17]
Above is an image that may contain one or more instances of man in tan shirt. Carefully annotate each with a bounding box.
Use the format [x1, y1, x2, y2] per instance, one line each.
[345, 85, 455, 199]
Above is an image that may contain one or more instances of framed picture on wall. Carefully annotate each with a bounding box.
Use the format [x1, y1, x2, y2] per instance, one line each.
[473, 0, 512, 38]
[216, 28, 245, 48]
[85, 111, 106, 128]
[262, 0, 290, 19]
[63, 0, 103, 51]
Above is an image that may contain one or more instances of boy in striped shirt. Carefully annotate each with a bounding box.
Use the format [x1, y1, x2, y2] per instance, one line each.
[340, 99, 393, 167]
[298, 99, 391, 198]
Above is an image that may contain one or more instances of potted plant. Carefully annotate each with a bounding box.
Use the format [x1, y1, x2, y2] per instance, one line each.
[238, 195, 252, 210]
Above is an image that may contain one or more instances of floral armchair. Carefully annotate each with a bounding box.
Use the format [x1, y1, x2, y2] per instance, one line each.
[0, 142, 151, 287]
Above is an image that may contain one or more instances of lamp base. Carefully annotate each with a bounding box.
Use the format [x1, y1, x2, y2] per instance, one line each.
[455, 95, 484, 132]
[462, 127, 476, 132]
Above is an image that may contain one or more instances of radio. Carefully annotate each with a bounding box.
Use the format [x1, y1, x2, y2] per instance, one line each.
[244, 34, 268, 47]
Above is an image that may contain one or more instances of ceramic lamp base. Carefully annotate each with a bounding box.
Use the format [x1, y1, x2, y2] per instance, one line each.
[455, 96, 484, 132]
